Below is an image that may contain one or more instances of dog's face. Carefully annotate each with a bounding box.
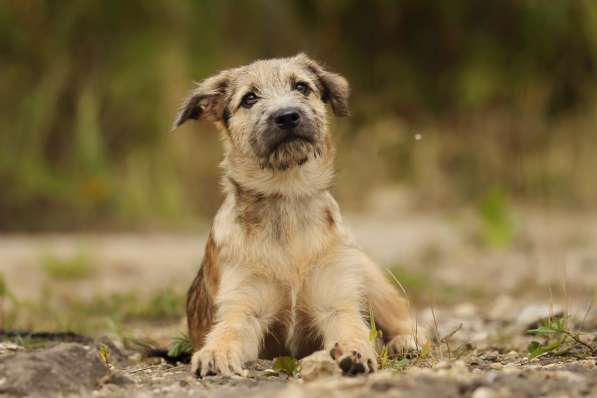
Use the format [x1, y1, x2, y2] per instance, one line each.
[174, 54, 349, 171]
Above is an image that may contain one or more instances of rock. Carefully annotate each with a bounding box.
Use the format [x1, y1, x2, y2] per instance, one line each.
[299, 350, 340, 381]
[516, 304, 563, 327]
[472, 386, 499, 398]
[434, 360, 451, 369]
[0, 342, 23, 357]
[0, 343, 110, 397]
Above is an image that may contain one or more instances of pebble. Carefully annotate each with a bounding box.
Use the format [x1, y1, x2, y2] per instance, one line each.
[434, 360, 450, 369]
[299, 350, 340, 382]
[472, 387, 499, 398]
[0, 342, 22, 353]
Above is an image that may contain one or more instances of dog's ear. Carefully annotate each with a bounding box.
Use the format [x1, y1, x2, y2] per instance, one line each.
[172, 70, 231, 130]
[295, 53, 350, 117]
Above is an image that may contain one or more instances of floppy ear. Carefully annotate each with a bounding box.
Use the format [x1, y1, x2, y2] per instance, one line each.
[295, 53, 350, 117]
[172, 71, 231, 130]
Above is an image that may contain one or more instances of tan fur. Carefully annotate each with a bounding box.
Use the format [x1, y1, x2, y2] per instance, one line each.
[176, 54, 419, 377]
[186, 233, 219, 350]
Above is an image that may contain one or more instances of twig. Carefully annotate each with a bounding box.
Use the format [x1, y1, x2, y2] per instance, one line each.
[563, 331, 596, 354]
[579, 297, 594, 331]
[128, 365, 161, 374]
[440, 323, 463, 343]
[439, 322, 463, 359]
[430, 305, 443, 360]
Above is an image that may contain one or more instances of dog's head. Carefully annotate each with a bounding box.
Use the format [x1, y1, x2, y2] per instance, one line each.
[173, 54, 349, 195]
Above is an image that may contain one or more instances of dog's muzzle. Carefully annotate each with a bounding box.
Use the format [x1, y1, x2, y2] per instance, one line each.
[266, 107, 315, 151]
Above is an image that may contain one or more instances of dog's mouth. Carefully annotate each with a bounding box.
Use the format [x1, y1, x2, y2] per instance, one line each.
[269, 133, 314, 153]
[261, 131, 319, 170]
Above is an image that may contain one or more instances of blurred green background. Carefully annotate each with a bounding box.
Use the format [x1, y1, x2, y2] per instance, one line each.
[2, 0, 597, 231]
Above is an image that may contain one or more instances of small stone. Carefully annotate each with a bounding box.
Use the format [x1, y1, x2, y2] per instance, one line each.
[504, 351, 518, 359]
[299, 350, 340, 381]
[434, 360, 450, 369]
[490, 363, 503, 370]
[0, 342, 22, 352]
[576, 360, 595, 369]
[263, 368, 279, 376]
[472, 387, 499, 398]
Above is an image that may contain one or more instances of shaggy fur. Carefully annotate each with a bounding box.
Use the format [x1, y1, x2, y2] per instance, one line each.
[175, 54, 419, 377]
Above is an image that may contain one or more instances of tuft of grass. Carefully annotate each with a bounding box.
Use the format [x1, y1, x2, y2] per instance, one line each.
[0, 272, 18, 329]
[98, 343, 111, 365]
[273, 356, 300, 377]
[527, 316, 596, 359]
[41, 252, 95, 281]
[168, 334, 193, 358]
[369, 308, 380, 342]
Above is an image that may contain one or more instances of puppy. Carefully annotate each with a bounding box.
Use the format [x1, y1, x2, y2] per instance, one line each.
[174, 54, 418, 377]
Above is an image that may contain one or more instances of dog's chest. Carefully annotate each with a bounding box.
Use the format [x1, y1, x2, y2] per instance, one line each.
[215, 193, 337, 282]
[247, 200, 332, 273]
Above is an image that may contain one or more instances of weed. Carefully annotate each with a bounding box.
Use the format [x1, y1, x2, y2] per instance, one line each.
[369, 308, 379, 342]
[527, 316, 596, 359]
[273, 356, 300, 377]
[99, 343, 111, 365]
[168, 334, 193, 358]
[0, 272, 18, 328]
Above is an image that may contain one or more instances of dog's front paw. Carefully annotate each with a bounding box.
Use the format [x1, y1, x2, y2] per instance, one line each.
[329, 341, 377, 376]
[191, 346, 244, 377]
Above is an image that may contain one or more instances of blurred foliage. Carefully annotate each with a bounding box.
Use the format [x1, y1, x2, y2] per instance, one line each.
[478, 187, 515, 248]
[2, 0, 597, 230]
[41, 251, 95, 280]
[2, 284, 185, 333]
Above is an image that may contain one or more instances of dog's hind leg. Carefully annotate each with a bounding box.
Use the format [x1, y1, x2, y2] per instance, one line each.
[363, 257, 423, 354]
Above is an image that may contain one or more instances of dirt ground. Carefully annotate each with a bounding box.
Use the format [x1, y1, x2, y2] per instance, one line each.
[1, 204, 596, 397]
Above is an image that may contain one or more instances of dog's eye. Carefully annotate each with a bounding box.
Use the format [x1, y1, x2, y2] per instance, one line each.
[241, 92, 258, 108]
[293, 82, 311, 96]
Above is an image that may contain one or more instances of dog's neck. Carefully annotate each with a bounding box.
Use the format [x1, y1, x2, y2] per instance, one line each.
[222, 170, 336, 245]
[221, 151, 335, 200]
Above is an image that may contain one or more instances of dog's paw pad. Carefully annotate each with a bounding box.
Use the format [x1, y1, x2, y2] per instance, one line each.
[329, 343, 375, 376]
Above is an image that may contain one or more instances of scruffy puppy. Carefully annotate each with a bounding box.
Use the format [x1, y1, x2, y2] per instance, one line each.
[174, 54, 418, 377]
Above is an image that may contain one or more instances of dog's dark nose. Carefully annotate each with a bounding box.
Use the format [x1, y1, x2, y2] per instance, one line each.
[273, 108, 301, 130]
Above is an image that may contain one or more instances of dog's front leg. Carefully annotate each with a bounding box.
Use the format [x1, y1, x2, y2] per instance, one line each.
[301, 248, 377, 375]
[191, 273, 280, 377]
